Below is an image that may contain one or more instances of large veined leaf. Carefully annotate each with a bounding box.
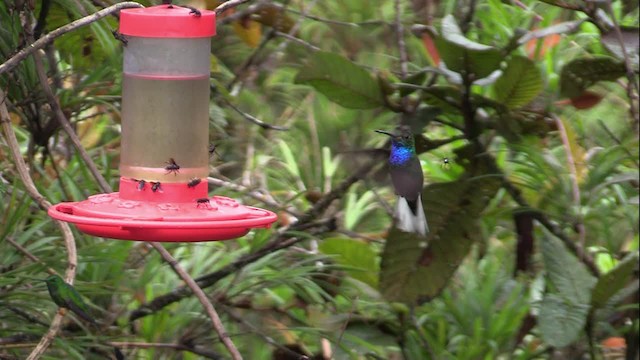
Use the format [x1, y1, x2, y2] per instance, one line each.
[591, 253, 639, 309]
[542, 235, 597, 304]
[492, 56, 543, 109]
[295, 51, 384, 109]
[538, 293, 591, 348]
[560, 57, 627, 98]
[318, 237, 379, 287]
[433, 15, 502, 79]
[538, 235, 597, 347]
[600, 27, 639, 70]
[379, 157, 501, 304]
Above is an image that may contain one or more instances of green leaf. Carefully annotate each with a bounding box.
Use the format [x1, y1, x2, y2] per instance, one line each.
[560, 57, 627, 98]
[538, 234, 595, 348]
[319, 237, 379, 287]
[538, 293, 590, 348]
[440, 15, 493, 51]
[434, 15, 503, 79]
[379, 156, 501, 304]
[601, 27, 639, 70]
[48, 2, 119, 70]
[542, 235, 597, 304]
[517, 20, 585, 46]
[591, 253, 639, 309]
[492, 56, 543, 109]
[295, 51, 384, 109]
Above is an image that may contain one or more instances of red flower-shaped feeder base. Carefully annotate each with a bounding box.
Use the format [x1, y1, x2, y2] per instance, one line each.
[48, 178, 277, 242]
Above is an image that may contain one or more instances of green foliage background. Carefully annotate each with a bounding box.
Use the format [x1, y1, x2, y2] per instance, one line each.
[1, 0, 638, 359]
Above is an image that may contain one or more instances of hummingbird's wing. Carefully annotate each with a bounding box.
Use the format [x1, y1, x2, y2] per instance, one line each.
[63, 284, 97, 325]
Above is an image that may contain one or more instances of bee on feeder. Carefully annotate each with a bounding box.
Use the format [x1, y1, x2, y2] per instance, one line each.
[151, 182, 162, 192]
[187, 178, 201, 188]
[196, 198, 210, 208]
[137, 179, 146, 191]
[165, 158, 180, 175]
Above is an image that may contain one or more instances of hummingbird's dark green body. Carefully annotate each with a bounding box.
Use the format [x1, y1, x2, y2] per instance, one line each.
[44, 275, 97, 325]
[376, 126, 429, 235]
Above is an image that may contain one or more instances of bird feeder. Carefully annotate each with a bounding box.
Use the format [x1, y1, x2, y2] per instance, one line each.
[48, 5, 277, 242]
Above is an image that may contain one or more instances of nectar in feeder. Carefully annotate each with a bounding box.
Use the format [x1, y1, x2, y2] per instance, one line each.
[48, 5, 277, 242]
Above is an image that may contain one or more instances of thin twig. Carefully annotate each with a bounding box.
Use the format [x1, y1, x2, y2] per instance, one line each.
[604, 0, 639, 129]
[149, 242, 243, 360]
[285, 8, 389, 27]
[5, 237, 57, 275]
[6, 306, 50, 328]
[109, 342, 224, 359]
[273, 31, 320, 51]
[207, 176, 301, 217]
[224, 100, 289, 131]
[215, 0, 251, 15]
[597, 120, 639, 167]
[221, 306, 310, 359]
[0, 2, 143, 75]
[32, 47, 112, 193]
[1, 89, 78, 359]
[394, 0, 408, 79]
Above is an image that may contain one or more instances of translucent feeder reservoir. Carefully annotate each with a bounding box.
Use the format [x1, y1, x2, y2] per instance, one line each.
[120, 24, 212, 182]
[47, 6, 277, 241]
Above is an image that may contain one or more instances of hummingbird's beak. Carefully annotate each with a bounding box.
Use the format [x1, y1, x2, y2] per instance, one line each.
[375, 129, 394, 137]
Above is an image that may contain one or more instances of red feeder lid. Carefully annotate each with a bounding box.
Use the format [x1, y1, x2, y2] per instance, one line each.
[48, 178, 277, 242]
[120, 5, 216, 38]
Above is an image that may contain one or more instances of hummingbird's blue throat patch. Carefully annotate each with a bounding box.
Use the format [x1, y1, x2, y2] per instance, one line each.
[389, 143, 414, 165]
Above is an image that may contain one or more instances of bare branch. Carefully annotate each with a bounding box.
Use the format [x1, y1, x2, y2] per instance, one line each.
[224, 100, 288, 131]
[108, 342, 224, 359]
[149, 243, 243, 360]
[215, 0, 251, 16]
[0, 2, 143, 76]
[273, 31, 320, 51]
[394, 0, 408, 79]
[604, 0, 639, 129]
[32, 48, 113, 193]
[1, 88, 78, 360]
[5, 237, 57, 275]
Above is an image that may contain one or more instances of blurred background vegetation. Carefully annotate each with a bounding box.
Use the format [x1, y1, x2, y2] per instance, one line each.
[0, 0, 638, 359]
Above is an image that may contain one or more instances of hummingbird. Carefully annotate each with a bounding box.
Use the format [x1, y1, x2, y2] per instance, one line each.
[44, 275, 97, 326]
[375, 126, 429, 236]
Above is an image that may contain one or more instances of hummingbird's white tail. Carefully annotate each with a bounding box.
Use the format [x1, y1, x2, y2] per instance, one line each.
[395, 195, 429, 236]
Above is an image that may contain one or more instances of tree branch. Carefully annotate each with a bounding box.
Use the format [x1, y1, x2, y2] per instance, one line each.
[149, 243, 243, 360]
[223, 100, 288, 131]
[394, 0, 409, 79]
[215, 0, 252, 16]
[1, 89, 78, 360]
[0, 2, 144, 76]
[128, 161, 377, 321]
[32, 47, 112, 193]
